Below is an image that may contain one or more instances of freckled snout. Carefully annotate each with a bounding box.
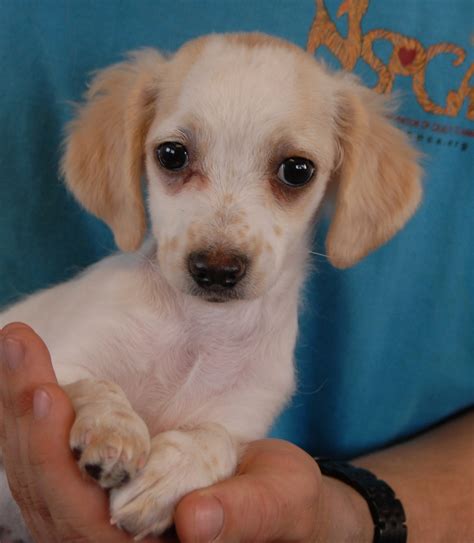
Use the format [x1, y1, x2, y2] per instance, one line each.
[188, 250, 248, 290]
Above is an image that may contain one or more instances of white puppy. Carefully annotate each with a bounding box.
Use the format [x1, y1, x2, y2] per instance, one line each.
[0, 33, 421, 539]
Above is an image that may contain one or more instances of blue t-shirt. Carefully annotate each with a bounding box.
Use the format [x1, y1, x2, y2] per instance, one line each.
[0, 0, 472, 458]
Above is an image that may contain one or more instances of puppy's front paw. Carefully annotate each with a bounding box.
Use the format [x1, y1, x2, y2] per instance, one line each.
[67, 381, 151, 489]
[110, 424, 237, 539]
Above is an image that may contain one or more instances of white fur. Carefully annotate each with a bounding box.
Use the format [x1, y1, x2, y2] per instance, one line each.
[0, 33, 421, 538]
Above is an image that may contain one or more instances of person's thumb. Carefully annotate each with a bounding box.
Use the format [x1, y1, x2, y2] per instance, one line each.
[174, 439, 321, 543]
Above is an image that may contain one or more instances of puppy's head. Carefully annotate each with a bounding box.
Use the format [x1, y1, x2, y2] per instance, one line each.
[62, 33, 421, 302]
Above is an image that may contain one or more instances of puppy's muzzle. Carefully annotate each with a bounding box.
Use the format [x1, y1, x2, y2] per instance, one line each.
[188, 251, 248, 290]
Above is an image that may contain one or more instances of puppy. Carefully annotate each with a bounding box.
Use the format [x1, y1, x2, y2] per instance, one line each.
[0, 33, 421, 538]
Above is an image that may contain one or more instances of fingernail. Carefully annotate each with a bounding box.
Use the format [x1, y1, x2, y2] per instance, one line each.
[33, 388, 51, 420]
[194, 495, 224, 542]
[4, 337, 24, 371]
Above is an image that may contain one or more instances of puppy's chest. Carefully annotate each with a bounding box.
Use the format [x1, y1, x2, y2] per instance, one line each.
[114, 314, 270, 432]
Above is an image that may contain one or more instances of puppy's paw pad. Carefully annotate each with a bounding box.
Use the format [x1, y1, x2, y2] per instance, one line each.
[84, 463, 103, 480]
[72, 446, 83, 461]
[70, 408, 150, 489]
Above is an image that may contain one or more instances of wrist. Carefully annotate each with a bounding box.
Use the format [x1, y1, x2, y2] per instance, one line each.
[317, 475, 374, 543]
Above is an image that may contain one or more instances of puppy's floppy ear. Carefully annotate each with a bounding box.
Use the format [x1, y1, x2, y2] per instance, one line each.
[61, 50, 164, 251]
[326, 78, 422, 269]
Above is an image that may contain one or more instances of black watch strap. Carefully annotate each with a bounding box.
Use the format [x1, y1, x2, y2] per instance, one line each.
[316, 459, 407, 543]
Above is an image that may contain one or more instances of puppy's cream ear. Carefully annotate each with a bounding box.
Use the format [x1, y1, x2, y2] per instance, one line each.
[326, 80, 422, 268]
[61, 50, 164, 251]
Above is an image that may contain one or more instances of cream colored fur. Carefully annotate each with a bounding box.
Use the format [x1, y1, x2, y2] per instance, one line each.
[0, 33, 421, 538]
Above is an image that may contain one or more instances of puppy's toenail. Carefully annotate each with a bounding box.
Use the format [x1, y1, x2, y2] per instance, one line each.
[85, 463, 103, 480]
[72, 447, 83, 461]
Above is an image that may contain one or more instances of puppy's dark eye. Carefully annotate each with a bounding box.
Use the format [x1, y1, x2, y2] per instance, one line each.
[156, 142, 189, 171]
[277, 157, 315, 187]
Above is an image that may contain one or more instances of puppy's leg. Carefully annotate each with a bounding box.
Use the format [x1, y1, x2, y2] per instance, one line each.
[64, 380, 151, 489]
[110, 423, 238, 538]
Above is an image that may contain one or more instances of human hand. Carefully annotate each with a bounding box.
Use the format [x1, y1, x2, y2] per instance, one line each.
[0, 322, 373, 543]
[0, 323, 166, 543]
[174, 439, 373, 543]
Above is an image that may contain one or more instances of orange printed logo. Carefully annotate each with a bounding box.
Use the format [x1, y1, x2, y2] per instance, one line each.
[307, 0, 474, 120]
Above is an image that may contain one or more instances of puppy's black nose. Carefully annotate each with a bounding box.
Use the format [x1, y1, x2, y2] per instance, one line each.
[188, 251, 247, 289]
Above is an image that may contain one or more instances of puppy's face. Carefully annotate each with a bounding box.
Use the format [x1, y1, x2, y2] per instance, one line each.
[62, 33, 422, 302]
[146, 37, 337, 301]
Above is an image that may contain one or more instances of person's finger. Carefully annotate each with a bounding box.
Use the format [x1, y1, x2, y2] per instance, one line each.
[0, 324, 124, 541]
[28, 382, 114, 539]
[0, 323, 57, 483]
[0, 322, 58, 411]
[28, 382, 167, 542]
[28, 383, 110, 521]
[0, 324, 56, 541]
[0, 324, 169, 542]
[175, 439, 321, 543]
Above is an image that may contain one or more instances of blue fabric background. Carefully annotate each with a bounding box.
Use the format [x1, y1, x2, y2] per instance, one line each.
[1, 0, 472, 458]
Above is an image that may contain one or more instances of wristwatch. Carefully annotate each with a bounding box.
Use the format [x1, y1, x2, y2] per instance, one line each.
[315, 459, 407, 543]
